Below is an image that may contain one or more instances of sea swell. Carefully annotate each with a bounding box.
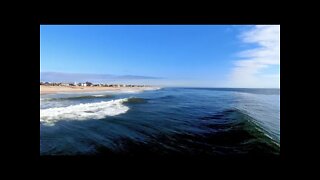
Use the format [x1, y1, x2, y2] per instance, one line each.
[200, 109, 280, 148]
[40, 88, 280, 156]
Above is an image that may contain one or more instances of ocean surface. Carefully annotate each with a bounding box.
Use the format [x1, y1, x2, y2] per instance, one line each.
[40, 88, 280, 156]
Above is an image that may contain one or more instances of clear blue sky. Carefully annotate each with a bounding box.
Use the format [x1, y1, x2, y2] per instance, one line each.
[40, 25, 280, 88]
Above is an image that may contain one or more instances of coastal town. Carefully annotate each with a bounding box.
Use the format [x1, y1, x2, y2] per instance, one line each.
[40, 81, 159, 94]
[40, 81, 149, 88]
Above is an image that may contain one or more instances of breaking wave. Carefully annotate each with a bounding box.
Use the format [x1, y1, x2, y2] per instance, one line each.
[40, 98, 129, 126]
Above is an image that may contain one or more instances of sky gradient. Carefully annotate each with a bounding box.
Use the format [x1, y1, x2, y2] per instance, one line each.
[40, 25, 280, 88]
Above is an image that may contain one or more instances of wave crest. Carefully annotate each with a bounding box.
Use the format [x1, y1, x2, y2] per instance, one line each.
[40, 98, 129, 126]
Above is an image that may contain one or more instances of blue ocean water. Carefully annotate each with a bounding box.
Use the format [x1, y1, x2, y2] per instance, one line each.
[40, 88, 280, 156]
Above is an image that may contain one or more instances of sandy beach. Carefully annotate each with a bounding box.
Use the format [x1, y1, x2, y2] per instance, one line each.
[40, 85, 160, 94]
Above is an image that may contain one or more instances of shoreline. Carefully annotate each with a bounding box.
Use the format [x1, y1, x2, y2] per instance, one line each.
[40, 85, 160, 95]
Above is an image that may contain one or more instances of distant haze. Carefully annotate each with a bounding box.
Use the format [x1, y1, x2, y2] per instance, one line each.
[40, 72, 162, 84]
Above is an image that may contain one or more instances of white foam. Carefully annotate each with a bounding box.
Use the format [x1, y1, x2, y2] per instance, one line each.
[141, 87, 162, 91]
[40, 98, 129, 126]
[119, 87, 161, 94]
[120, 90, 141, 93]
[92, 95, 105, 97]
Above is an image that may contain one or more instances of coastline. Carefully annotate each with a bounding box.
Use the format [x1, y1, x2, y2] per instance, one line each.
[40, 85, 160, 95]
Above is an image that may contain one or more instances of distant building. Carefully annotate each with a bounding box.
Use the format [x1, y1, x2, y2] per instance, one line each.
[61, 83, 69, 86]
[85, 82, 92, 86]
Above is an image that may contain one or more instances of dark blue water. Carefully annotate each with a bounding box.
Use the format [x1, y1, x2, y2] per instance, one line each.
[40, 88, 280, 156]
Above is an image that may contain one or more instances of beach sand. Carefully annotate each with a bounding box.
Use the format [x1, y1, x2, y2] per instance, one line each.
[40, 85, 160, 94]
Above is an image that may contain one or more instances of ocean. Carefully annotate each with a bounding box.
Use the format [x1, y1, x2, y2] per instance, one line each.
[40, 87, 280, 156]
